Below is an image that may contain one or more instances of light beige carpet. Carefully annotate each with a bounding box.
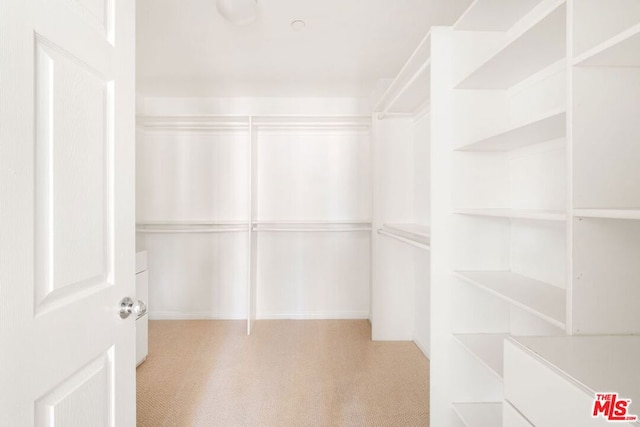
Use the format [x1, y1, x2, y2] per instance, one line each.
[137, 320, 429, 427]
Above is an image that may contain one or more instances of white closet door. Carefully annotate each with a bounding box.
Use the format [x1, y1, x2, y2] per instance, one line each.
[0, 0, 136, 425]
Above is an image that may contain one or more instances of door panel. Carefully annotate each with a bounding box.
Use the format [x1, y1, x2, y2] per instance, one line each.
[0, 0, 135, 425]
[35, 350, 114, 427]
[34, 37, 113, 313]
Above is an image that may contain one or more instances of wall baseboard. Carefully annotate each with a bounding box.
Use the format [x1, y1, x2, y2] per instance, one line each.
[257, 311, 370, 320]
[149, 311, 371, 321]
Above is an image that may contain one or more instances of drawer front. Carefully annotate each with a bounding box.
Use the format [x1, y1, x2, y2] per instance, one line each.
[135, 250, 147, 274]
[136, 270, 149, 312]
[504, 340, 635, 427]
[136, 314, 148, 366]
[503, 400, 533, 427]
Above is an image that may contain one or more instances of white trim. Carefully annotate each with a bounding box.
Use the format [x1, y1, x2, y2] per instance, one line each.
[149, 311, 248, 320]
[413, 336, 431, 359]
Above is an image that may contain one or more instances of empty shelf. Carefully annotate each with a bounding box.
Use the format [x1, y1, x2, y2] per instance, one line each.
[454, 333, 509, 378]
[574, 209, 640, 220]
[454, 271, 566, 328]
[574, 23, 640, 67]
[456, 109, 566, 151]
[136, 223, 249, 233]
[136, 115, 250, 131]
[454, 208, 566, 221]
[382, 223, 430, 245]
[378, 223, 430, 250]
[453, 402, 502, 427]
[375, 33, 431, 116]
[454, 0, 541, 32]
[510, 336, 640, 406]
[456, 2, 566, 89]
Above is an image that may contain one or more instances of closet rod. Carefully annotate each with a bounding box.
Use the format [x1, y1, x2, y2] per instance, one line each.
[377, 59, 431, 120]
[377, 229, 431, 251]
[252, 227, 372, 232]
[253, 220, 372, 225]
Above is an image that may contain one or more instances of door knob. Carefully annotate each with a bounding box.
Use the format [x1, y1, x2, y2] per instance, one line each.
[119, 297, 148, 319]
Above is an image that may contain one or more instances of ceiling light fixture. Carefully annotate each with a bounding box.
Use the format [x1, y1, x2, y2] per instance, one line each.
[291, 20, 306, 31]
[216, 0, 258, 26]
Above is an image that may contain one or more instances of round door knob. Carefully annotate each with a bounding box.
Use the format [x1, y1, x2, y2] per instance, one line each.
[119, 297, 148, 319]
[133, 300, 148, 318]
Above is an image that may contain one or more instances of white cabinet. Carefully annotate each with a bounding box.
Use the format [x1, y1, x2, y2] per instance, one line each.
[503, 400, 533, 427]
[136, 250, 149, 366]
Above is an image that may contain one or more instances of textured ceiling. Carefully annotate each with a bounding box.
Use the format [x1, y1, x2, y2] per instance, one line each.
[136, 0, 471, 97]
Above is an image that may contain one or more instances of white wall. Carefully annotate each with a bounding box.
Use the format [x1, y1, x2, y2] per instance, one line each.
[136, 97, 372, 320]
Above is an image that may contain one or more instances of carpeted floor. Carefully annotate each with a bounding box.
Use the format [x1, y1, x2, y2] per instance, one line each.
[136, 320, 429, 426]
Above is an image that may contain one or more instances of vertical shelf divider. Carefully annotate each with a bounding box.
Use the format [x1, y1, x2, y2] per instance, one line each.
[247, 116, 257, 334]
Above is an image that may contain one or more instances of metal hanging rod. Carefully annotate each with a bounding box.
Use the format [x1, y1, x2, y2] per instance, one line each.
[253, 226, 372, 233]
[252, 220, 372, 225]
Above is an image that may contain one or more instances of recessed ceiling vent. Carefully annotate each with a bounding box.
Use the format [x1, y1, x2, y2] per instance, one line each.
[291, 20, 306, 31]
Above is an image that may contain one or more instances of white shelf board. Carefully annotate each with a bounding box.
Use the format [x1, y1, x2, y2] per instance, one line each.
[456, 2, 566, 89]
[454, 333, 509, 378]
[574, 209, 640, 220]
[454, 271, 566, 328]
[253, 221, 372, 233]
[456, 108, 566, 152]
[454, 0, 542, 32]
[374, 32, 431, 116]
[136, 223, 249, 233]
[382, 223, 430, 245]
[453, 402, 502, 427]
[137, 220, 248, 226]
[574, 22, 640, 67]
[377, 229, 430, 251]
[376, 63, 430, 116]
[136, 115, 250, 131]
[454, 208, 566, 221]
[511, 335, 640, 410]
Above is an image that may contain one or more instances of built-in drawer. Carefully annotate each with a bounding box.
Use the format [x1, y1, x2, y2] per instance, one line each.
[504, 338, 639, 427]
[135, 250, 147, 274]
[503, 399, 533, 427]
[136, 251, 148, 366]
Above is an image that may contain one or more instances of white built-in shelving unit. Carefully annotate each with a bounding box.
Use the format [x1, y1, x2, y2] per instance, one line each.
[431, 0, 640, 425]
[370, 32, 431, 355]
